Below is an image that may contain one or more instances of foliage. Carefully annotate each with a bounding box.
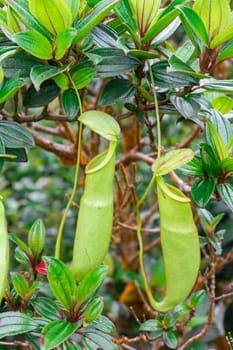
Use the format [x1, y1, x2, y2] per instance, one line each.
[0, 0, 233, 349]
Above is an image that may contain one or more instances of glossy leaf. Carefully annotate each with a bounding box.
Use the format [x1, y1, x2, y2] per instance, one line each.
[206, 120, 228, 161]
[99, 78, 136, 106]
[0, 75, 25, 104]
[11, 272, 29, 299]
[83, 329, 117, 350]
[200, 143, 220, 178]
[178, 6, 208, 47]
[191, 178, 215, 207]
[71, 67, 96, 89]
[152, 148, 194, 176]
[217, 183, 233, 212]
[10, 233, 31, 255]
[217, 39, 233, 62]
[212, 96, 233, 115]
[28, 0, 73, 36]
[0, 312, 38, 339]
[84, 297, 104, 323]
[23, 80, 60, 107]
[64, 0, 80, 19]
[0, 121, 34, 148]
[92, 23, 120, 48]
[2, 52, 42, 80]
[91, 48, 140, 78]
[42, 320, 79, 350]
[28, 218, 45, 258]
[76, 265, 108, 304]
[201, 79, 233, 93]
[206, 109, 232, 147]
[210, 24, 233, 49]
[44, 257, 77, 311]
[219, 158, 233, 173]
[4, 147, 28, 162]
[31, 297, 60, 321]
[31, 65, 68, 91]
[92, 315, 116, 335]
[79, 110, 120, 141]
[139, 320, 162, 332]
[55, 28, 77, 60]
[170, 95, 200, 119]
[74, 0, 120, 42]
[62, 89, 79, 120]
[13, 31, 53, 60]
[163, 330, 178, 349]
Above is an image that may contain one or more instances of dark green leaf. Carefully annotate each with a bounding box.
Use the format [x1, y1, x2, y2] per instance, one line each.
[200, 143, 220, 177]
[0, 120, 34, 148]
[191, 178, 215, 207]
[61, 341, 82, 350]
[170, 95, 200, 119]
[4, 148, 28, 162]
[91, 48, 140, 78]
[181, 157, 204, 176]
[23, 80, 60, 107]
[42, 320, 79, 350]
[164, 313, 179, 328]
[217, 183, 233, 212]
[74, 0, 120, 42]
[169, 55, 206, 79]
[31, 65, 68, 91]
[92, 316, 116, 335]
[76, 265, 108, 304]
[0, 137, 5, 172]
[31, 297, 60, 321]
[83, 329, 117, 350]
[2, 52, 42, 80]
[115, 0, 137, 34]
[206, 109, 232, 147]
[62, 90, 79, 120]
[99, 78, 136, 106]
[163, 330, 178, 349]
[174, 303, 190, 315]
[44, 257, 77, 311]
[217, 39, 233, 62]
[10, 233, 31, 254]
[201, 79, 233, 93]
[92, 23, 120, 48]
[13, 31, 53, 60]
[206, 120, 228, 161]
[0, 312, 38, 339]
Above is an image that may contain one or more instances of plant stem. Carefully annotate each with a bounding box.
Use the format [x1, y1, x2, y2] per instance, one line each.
[55, 74, 83, 259]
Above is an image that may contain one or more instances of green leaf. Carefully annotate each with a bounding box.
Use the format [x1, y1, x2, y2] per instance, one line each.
[0, 312, 38, 339]
[92, 23, 121, 48]
[219, 158, 233, 173]
[206, 110, 232, 147]
[217, 39, 233, 62]
[152, 148, 194, 176]
[61, 341, 82, 350]
[139, 320, 162, 332]
[169, 55, 206, 79]
[200, 143, 221, 178]
[10, 233, 31, 254]
[13, 31, 53, 60]
[44, 257, 77, 311]
[83, 329, 117, 350]
[7, 0, 52, 40]
[62, 89, 79, 120]
[181, 157, 204, 176]
[64, 0, 80, 19]
[11, 272, 29, 299]
[2, 52, 42, 80]
[0, 66, 3, 85]
[212, 96, 233, 114]
[99, 78, 136, 106]
[4, 148, 28, 162]
[31, 65, 69, 91]
[15, 247, 30, 265]
[190, 290, 206, 308]
[170, 95, 200, 119]
[71, 67, 96, 89]
[191, 178, 215, 207]
[92, 315, 116, 335]
[28, 0, 73, 36]
[84, 297, 104, 323]
[28, 218, 45, 258]
[206, 120, 228, 160]
[23, 80, 60, 107]
[76, 265, 108, 304]
[91, 48, 140, 78]
[42, 320, 79, 350]
[31, 297, 60, 321]
[79, 110, 120, 142]
[0, 137, 5, 172]
[201, 78, 233, 93]
[210, 24, 233, 49]
[115, 0, 137, 34]
[55, 28, 77, 60]
[0, 75, 25, 104]
[143, 8, 180, 42]
[217, 183, 233, 212]
[178, 6, 209, 47]
[74, 0, 120, 42]
[163, 330, 178, 349]
[53, 73, 70, 90]
[0, 121, 34, 148]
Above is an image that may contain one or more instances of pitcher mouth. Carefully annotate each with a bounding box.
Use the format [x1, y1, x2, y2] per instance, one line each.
[86, 141, 117, 174]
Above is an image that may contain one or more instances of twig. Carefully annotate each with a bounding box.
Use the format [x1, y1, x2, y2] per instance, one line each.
[117, 221, 160, 234]
[116, 152, 154, 168]
[177, 125, 201, 148]
[0, 340, 32, 348]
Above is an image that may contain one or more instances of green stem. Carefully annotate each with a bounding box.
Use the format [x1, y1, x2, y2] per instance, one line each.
[134, 61, 163, 309]
[55, 74, 83, 259]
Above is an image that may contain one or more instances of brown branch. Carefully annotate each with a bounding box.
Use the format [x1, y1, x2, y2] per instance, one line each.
[177, 126, 201, 148]
[116, 152, 154, 168]
[117, 221, 160, 234]
[0, 340, 32, 348]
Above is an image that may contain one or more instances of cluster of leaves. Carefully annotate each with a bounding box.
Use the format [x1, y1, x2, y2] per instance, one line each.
[0, 219, 117, 350]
